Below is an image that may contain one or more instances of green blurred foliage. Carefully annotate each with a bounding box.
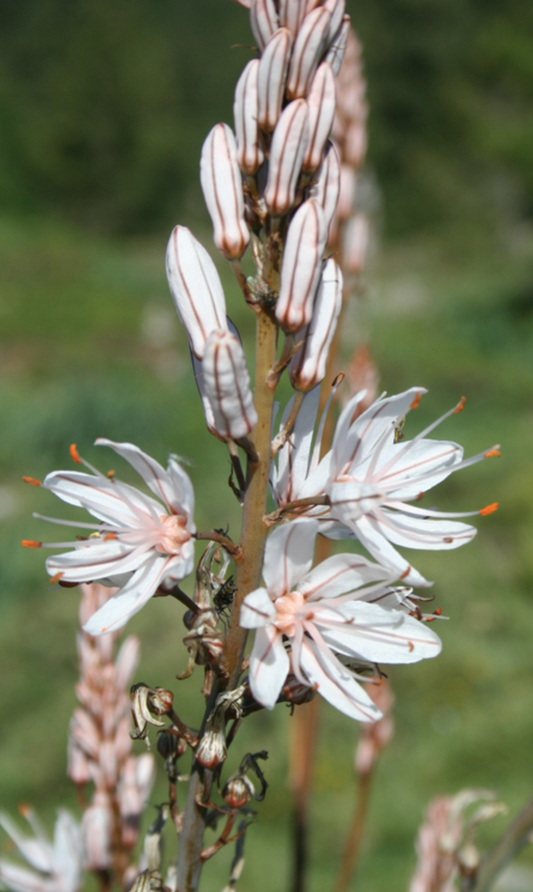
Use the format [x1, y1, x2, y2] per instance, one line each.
[0, 0, 531, 236]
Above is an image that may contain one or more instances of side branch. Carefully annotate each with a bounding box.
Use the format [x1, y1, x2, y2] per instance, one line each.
[265, 495, 330, 526]
[194, 531, 243, 559]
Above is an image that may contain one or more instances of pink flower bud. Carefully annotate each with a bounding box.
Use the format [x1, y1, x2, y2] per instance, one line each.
[278, 0, 311, 37]
[302, 62, 336, 172]
[324, 15, 350, 76]
[322, 0, 346, 45]
[344, 214, 369, 274]
[234, 60, 265, 174]
[276, 199, 327, 332]
[264, 99, 309, 216]
[289, 258, 343, 390]
[337, 163, 356, 221]
[114, 635, 140, 690]
[166, 226, 227, 359]
[307, 140, 340, 237]
[83, 792, 113, 871]
[345, 120, 367, 167]
[67, 738, 92, 786]
[257, 29, 293, 132]
[203, 330, 258, 440]
[250, 0, 278, 50]
[200, 124, 250, 261]
[286, 6, 331, 99]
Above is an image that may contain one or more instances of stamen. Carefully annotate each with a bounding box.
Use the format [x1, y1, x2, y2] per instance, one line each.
[453, 397, 466, 414]
[49, 572, 64, 585]
[484, 449, 501, 458]
[70, 444, 82, 464]
[23, 476, 41, 486]
[410, 392, 422, 410]
[103, 532, 118, 541]
[22, 540, 42, 548]
[480, 502, 498, 516]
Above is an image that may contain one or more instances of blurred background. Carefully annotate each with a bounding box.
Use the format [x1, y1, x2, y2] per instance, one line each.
[0, 0, 532, 889]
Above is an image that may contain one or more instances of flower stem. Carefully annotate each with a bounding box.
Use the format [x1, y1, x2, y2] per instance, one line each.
[332, 771, 373, 892]
[462, 795, 533, 892]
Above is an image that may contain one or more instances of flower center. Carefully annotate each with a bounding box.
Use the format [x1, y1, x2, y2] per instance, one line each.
[274, 591, 306, 638]
[157, 514, 191, 555]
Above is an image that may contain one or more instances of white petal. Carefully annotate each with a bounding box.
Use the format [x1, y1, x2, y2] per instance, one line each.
[263, 518, 319, 598]
[299, 640, 381, 722]
[240, 587, 276, 628]
[0, 862, 50, 892]
[378, 510, 477, 551]
[249, 625, 289, 710]
[52, 812, 83, 892]
[349, 515, 431, 587]
[275, 386, 320, 503]
[297, 553, 392, 601]
[45, 542, 154, 585]
[320, 601, 442, 664]
[42, 471, 159, 529]
[374, 439, 463, 498]
[82, 556, 176, 635]
[0, 814, 52, 874]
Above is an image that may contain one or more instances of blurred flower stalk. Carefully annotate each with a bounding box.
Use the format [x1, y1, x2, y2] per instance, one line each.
[7, 2, 521, 892]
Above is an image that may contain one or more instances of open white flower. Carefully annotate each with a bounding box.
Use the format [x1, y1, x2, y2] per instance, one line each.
[240, 518, 441, 721]
[272, 386, 499, 586]
[0, 807, 83, 892]
[26, 440, 196, 635]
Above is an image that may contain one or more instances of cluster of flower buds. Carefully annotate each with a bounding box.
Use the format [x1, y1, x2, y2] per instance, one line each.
[67, 584, 155, 872]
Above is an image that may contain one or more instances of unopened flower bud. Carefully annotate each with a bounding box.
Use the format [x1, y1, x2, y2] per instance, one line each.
[190, 349, 224, 441]
[257, 28, 293, 132]
[322, 0, 346, 44]
[337, 163, 356, 221]
[344, 214, 369, 275]
[200, 124, 250, 261]
[234, 60, 264, 174]
[82, 792, 113, 871]
[166, 226, 227, 359]
[307, 140, 340, 236]
[249, 0, 278, 50]
[302, 62, 336, 172]
[264, 99, 309, 216]
[203, 330, 258, 440]
[278, 0, 315, 37]
[290, 258, 343, 390]
[276, 199, 327, 332]
[324, 15, 350, 76]
[286, 6, 331, 99]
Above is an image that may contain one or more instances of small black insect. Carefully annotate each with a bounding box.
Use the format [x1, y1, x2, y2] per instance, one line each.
[214, 576, 237, 618]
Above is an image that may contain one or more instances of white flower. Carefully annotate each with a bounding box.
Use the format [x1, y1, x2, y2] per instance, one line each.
[240, 518, 441, 721]
[28, 440, 196, 635]
[271, 387, 499, 586]
[0, 807, 84, 892]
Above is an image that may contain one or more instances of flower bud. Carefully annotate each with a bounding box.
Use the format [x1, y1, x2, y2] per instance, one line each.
[344, 214, 369, 275]
[286, 6, 331, 99]
[203, 330, 258, 440]
[234, 60, 265, 174]
[257, 29, 293, 132]
[190, 349, 224, 441]
[200, 124, 250, 261]
[250, 0, 278, 50]
[322, 0, 345, 45]
[83, 792, 113, 871]
[302, 62, 336, 172]
[345, 120, 367, 167]
[279, 0, 319, 37]
[307, 140, 340, 236]
[166, 226, 227, 359]
[289, 258, 343, 390]
[276, 199, 327, 332]
[264, 99, 309, 216]
[324, 15, 350, 76]
[337, 163, 356, 221]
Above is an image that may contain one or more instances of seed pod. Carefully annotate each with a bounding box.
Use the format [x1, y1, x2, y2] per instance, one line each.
[200, 124, 250, 261]
[324, 15, 350, 76]
[264, 99, 309, 216]
[289, 258, 343, 390]
[343, 214, 369, 275]
[322, 0, 345, 45]
[307, 140, 340, 236]
[286, 6, 331, 99]
[250, 0, 278, 50]
[302, 62, 336, 172]
[276, 199, 327, 332]
[257, 28, 293, 132]
[234, 60, 264, 174]
[203, 329, 258, 440]
[166, 226, 227, 359]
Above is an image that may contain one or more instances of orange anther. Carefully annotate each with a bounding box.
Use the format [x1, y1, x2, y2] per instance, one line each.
[433, 607, 442, 616]
[22, 476, 41, 486]
[103, 532, 118, 541]
[70, 443, 82, 464]
[484, 449, 501, 459]
[18, 804, 31, 817]
[410, 392, 422, 410]
[408, 641, 414, 652]
[443, 537, 454, 543]
[22, 540, 42, 549]
[426, 616, 436, 623]
[399, 566, 411, 580]
[453, 396, 466, 414]
[107, 469, 116, 479]
[480, 502, 498, 516]
[49, 572, 64, 585]
[415, 491, 425, 501]
[332, 371, 345, 387]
